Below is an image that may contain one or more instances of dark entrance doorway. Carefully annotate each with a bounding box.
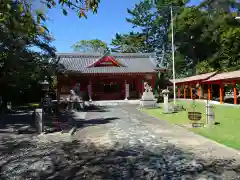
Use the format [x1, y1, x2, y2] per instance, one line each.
[92, 79, 124, 100]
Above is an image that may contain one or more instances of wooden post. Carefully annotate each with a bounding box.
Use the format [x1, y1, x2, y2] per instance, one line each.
[151, 74, 155, 90]
[233, 80, 237, 104]
[219, 83, 224, 104]
[190, 85, 193, 99]
[123, 80, 126, 100]
[142, 80, 144, 94]
[178, 86, 181, 98]
[208, 84, 212, 100]
[184, 86, 186, 99]
[198, 83, 201, 99]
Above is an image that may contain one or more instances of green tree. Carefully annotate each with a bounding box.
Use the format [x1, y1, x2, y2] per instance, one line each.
[126, 0, 189, 77]
[111, 32, 146, 53]
[0, 0, 101, 104]
[72, 39, 109, 53]
[0, 0, 57, 103]
[173, 1, 240, 74]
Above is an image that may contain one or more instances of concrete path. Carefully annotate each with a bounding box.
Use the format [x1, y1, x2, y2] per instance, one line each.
[0, 104, 240, 179]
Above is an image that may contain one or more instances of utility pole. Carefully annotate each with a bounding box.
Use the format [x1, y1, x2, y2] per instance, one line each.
[170, 5, 176, 105]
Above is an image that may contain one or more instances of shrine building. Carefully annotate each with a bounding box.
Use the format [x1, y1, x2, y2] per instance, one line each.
[56, 52, 167, 101]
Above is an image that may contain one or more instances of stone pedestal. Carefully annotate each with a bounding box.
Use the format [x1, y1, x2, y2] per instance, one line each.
[140, 82, 157, 108]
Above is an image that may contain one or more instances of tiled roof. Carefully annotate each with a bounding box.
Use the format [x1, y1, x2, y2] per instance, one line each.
[57, 52, 165, 74]
[204, 70, 240, 82]
[171, 72, 217, 84]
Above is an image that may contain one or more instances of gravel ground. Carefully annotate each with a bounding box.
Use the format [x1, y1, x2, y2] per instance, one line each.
[0, 104, 240, 180]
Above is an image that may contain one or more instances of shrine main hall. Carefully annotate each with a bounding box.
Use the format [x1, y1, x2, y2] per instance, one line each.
[56, 52, 166, 101]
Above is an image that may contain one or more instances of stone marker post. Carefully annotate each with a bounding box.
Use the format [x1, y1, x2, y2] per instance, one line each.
[162, 89, 170, 113]
[35, 108, 43, 134]
[206, 103, 215, 127]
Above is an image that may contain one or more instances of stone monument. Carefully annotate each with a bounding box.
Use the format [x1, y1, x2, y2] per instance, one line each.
[140, 82, 157, 108]
[34, 108, 43, 134]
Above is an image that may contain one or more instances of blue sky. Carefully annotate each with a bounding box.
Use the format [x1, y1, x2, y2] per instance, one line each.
[46, 0, 200, 52]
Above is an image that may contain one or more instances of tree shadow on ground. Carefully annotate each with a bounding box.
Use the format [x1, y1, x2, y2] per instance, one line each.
[61, 110, 119, 131]
[80, 105, 109, 112]
[74, 117, 119, 129]
[0, 111, 35, 133]
[0, 137, 239, 180]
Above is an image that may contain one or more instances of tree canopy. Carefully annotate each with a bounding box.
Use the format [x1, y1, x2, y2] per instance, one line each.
[111, 32, 146, 53]
[0, 0, 100, 104]
[72, 39, 109, 53]
[114, 0, 240, 78]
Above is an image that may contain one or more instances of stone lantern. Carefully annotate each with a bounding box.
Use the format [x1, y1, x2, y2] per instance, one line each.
[162, 89, 171, 113]
[41, 77, 49, 92]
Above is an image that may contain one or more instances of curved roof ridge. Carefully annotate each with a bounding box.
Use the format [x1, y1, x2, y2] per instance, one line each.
[111, 52, 156, 58]
[56, 52, 102, 57]
[56, 52, 156, 58]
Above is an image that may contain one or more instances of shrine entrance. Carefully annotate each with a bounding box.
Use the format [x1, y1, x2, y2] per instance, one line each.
[92, 79, 124, 100]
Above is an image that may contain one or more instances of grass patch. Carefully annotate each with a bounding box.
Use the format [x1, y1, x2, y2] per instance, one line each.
[143, 100, 240, 150]
[27, 103, 40, 108]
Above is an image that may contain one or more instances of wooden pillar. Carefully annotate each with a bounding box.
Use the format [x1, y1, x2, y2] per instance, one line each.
[190, 85, 193, 99]
[208, 84, 212, 100]
[151, 74, 155, 90]
[141, 79, 144, 94]
[197, 83, 201, 99]
[219, 83, 224, 104]
[177, 86, 181, 98]
[233, 80, 237, 104]
[184, 85, 186, 99]
[123, 80, 126, 99]
[72, 78, 76, 88]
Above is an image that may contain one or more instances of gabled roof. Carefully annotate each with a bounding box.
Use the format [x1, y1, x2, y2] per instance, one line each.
[203, 70, 240, 83]
[87, 55, 124, 67]
[57, 52, 167, 74]
[171, 72, 217, 84]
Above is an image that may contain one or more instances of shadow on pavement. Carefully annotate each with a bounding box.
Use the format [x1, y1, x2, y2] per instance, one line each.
[0, 111, 35, 133]
[80, 105, 109, 112]
[61, 110, 119, 131]
[74, 117, 119, 128]
[0, 137, 239, 180]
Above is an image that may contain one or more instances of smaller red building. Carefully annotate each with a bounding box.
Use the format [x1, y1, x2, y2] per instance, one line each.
[56, 52, 166, 101]
[173, 70, 240, 104]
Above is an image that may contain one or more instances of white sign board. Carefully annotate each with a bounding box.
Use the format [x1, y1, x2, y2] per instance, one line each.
[126, 84, 129, 98]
